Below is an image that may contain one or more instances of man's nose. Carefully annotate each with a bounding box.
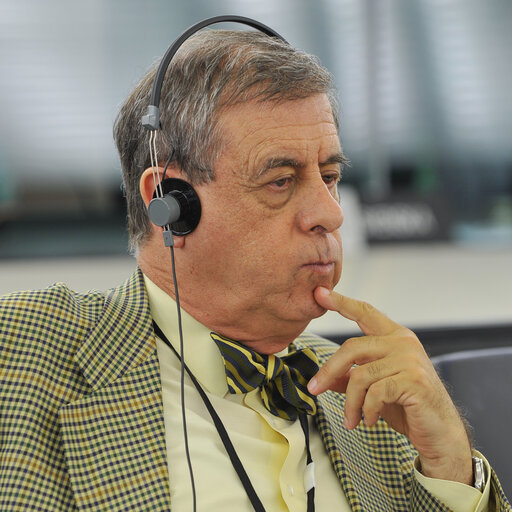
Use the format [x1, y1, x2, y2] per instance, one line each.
[298, 177, 344, 234]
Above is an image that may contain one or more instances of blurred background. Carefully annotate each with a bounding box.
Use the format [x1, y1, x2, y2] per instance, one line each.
[1, 0, 512, 493]
[0, 0, 511, 342]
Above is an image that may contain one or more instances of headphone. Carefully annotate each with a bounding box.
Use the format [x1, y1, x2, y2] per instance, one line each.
[140, 18, 299, 512]
[141, 15, 287, 245]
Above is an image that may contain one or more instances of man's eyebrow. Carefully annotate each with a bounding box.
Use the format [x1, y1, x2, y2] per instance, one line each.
[255, 157, 304, 178]
[256, 151, 348, 178]
[320, 152, 349, 168]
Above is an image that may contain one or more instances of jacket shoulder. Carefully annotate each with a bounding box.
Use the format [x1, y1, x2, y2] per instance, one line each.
[0, 283, 106, 394]
[0, 284, 111, 508]
[1, 282, 105, 341]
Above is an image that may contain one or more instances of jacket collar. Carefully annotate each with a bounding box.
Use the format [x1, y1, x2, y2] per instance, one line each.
[59, 268, 172, 511]
[74, 268, 156, 390]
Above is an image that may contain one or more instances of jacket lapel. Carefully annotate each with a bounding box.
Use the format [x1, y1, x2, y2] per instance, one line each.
[58, 270, 171, 511]
[294, 333, 413, 512]
[292, 334, 359, 507]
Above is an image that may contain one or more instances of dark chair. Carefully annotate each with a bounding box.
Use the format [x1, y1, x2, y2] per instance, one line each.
[431, 346, 512, 497]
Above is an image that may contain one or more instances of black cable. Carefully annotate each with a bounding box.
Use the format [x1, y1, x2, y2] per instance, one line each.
[153, 320, 266, 512]
[162, 148, 175, 182]
[169, 244, 197, 512]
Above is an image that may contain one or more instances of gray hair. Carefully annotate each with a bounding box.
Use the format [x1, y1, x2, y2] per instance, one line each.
[113, 29, 340, 254]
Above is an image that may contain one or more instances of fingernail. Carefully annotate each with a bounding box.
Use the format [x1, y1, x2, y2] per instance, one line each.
[308, 377, 318, 394]
[343, 417, 350, 428]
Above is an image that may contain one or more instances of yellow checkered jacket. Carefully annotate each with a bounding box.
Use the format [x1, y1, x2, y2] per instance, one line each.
[1, 269, 510, 511]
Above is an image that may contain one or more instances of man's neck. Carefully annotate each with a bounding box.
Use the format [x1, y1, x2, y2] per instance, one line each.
[138, 251, 308, 355]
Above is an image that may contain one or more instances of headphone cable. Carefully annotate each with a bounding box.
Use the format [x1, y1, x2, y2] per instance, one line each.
[169, 242, 197, 512]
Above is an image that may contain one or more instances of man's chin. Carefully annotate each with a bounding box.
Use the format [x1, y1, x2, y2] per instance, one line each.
[309, 301, 329, 320]
[294, 294, 329, 323]
[276, 279, 337, 325]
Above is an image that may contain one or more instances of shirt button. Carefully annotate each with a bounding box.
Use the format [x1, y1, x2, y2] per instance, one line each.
[287, 485, 294, 496]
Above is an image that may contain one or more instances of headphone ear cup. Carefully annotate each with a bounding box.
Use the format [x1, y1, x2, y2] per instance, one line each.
[149, 178, 201, 235]
[148, 194, 181, 227]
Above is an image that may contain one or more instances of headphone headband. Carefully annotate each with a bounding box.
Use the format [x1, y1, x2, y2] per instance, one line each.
[141, 15, 288, 130]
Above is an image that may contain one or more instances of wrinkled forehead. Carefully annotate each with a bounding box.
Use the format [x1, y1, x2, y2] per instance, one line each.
[215, 94, 341, 175]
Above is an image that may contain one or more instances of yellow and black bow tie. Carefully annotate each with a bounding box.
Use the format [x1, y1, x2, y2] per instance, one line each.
[211, 333, 319, 421]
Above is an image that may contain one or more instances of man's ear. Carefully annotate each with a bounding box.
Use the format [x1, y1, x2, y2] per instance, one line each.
[139, 166, 184, 207]
[139, 166, 188, 249]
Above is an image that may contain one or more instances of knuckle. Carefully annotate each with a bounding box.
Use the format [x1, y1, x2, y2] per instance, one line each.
[360, 335, 378, 352]
[401, 327, 415, 338]
[361, 301, 376, 316]
[365, 381, 381, 402]
[400, 351, 424, 369]
[398, 332, 427, 358]
[402, 328, 423, 348]
[384, 377, 398, 401]
[363, 393, 380, 422]
[367, 378, 395, 404]
[410, 366, 429, 386]
[366, 361, 382, 379]
[367, 335, 380, 349]
[343, 337, 358, 349]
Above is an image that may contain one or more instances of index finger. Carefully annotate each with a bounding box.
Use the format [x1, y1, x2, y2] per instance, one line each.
[314, 287, 402, 336]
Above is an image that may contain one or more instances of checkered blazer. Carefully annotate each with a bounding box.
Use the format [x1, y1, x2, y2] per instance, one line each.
[1, 269, 510, 511]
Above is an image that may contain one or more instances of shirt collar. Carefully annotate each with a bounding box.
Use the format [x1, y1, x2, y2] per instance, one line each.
[143, 273, 291, 397]
[143, 273, 228, 396]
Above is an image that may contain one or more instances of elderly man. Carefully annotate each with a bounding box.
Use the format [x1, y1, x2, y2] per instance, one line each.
[0, 25, 510, 512]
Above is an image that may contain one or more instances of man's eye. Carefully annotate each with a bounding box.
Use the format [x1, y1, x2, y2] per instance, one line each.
[270, 177, 292, 189]
[323, 173, 340, 185]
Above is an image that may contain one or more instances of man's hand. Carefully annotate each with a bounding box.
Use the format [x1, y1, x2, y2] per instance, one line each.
[307, 287, 473, 485]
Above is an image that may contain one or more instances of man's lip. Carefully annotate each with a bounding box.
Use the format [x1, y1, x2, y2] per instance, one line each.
[303, 260, 336, 266]
[302, 261, 336, 274]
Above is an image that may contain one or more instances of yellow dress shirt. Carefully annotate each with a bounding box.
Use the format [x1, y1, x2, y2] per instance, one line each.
[144, 274, 490, 511]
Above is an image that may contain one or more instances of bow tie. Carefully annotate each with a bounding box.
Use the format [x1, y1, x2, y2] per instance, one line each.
[211, 333, 319, 421]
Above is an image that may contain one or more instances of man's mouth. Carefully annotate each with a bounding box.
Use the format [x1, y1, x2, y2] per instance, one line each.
[302, 261, 335, 275]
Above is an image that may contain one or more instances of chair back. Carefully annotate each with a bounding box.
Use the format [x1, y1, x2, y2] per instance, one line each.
[431, 346, 512, 496]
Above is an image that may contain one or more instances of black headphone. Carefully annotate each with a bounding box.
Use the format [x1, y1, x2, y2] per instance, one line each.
[141, 19, 293, 512]
[141, 15, 287, 241]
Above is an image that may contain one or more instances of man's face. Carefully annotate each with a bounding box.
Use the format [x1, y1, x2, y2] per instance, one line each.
[181, 93, 344, 347]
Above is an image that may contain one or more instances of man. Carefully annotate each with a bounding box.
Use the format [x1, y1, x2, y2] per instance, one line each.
[0, 28, 510, 511]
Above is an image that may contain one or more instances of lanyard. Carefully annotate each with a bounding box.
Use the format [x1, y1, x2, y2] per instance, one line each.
[153, 321, 315, 512]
